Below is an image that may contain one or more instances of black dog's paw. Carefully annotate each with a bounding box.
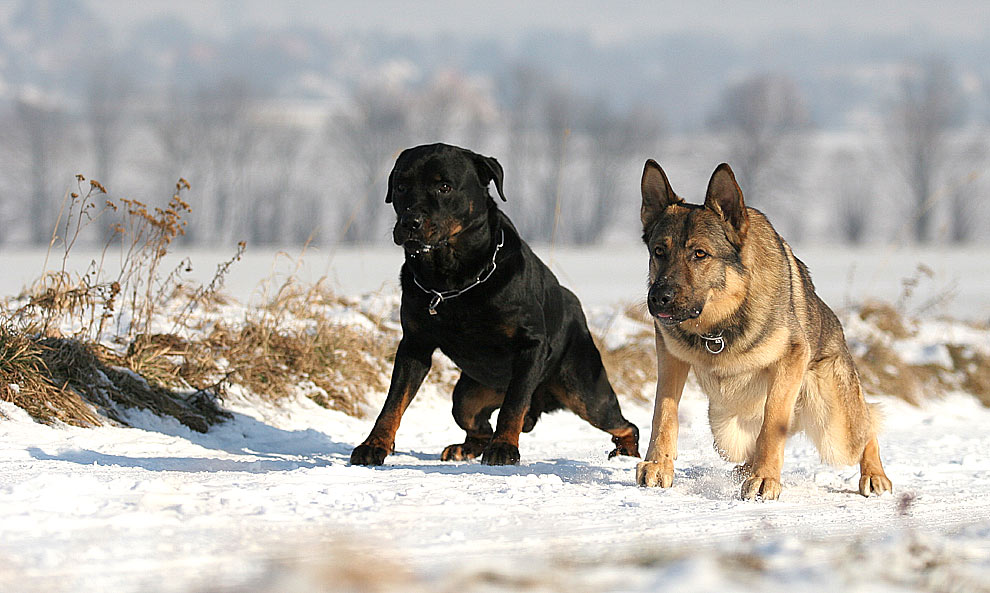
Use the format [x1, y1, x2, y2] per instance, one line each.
[441, 439, 487, 461]
[350, 444, 389, 466]
[608, 427, 641, 459]
[607, 444, 640, 459]
[482, 441, 520, 466]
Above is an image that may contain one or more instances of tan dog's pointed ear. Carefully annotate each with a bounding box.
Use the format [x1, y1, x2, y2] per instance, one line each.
[704, 163, 749, 241]
[641, 159, 681, 230]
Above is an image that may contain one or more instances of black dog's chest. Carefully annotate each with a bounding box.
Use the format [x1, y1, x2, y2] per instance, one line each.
[417, 302, 518, 388]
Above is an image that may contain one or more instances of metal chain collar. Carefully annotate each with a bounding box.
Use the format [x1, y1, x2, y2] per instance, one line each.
[411, 230, 505, 315]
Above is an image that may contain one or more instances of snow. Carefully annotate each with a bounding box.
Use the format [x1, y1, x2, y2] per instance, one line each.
[1, 247, 989, 592]
[2, 354, 990, 591]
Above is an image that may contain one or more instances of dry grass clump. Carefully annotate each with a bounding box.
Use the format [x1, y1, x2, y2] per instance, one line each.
[162, 280, 400, 418]
[201, 315, 395, 417]
[594, 304, 656, 403]
[858, 300, 915, 340]
[850, 300, 990, 406]
[946, 345, 990, 407]
[14, 176, 194, 344]
[0, 325, 102, 427]
[853, 340, 938, 406]
[0, 176, 234, 429]
[598, 340, 656, 403]
[0, 325, 227, 431]
[198, 540, 425, 593]
[39, 337, 229, 432]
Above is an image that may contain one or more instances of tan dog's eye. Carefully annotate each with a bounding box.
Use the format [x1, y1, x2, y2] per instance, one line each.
[653, 245, 664, 258]
[693, 249, 708, 260]
[438, 183, 453, 194]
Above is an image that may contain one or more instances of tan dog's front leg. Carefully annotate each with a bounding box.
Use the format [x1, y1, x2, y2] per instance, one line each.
[741, 343, 808, 500]
[637, 336, 690, 487]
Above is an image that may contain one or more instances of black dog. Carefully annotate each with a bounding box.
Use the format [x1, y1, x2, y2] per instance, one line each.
[349, 143, 640, 466]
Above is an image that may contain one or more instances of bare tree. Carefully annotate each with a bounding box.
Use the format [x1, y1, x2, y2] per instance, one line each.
[12, 98, 69, 245]
[415, 71, 494, 151]
[886, 57, 965, 243]
[536, 84, 576, 244]
[498, 64, 545, 239]
[416, 74, 459, 143]
[194, 78, 257, 245]
[708, 73, 810, 198]
[247, 123, 306, 245]
[328, 83, 412, 243]
[831, 148, 874, 244]
[85, 59, 134, 189]
[938, 127, 987, 244]
[497, 69, 580, 244]
[153, 79, 258, 245]
[153, 85, 208, 243]
[577, 100, 663, 244]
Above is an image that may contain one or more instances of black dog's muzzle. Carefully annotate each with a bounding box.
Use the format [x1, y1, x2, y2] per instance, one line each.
[403, 238, 449, 257]
[395, 210, 446, 256]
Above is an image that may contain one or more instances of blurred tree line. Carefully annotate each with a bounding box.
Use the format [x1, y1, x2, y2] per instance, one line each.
[0, 55, 986, 248]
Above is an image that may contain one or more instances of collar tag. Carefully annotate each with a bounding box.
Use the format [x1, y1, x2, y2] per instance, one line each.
[428, 295, 441, 315]
[700, 331, 725, 355]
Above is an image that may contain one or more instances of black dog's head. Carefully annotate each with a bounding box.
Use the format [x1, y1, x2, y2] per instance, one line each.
[386, 143, 505, 256]
[640, 160, 750, 328]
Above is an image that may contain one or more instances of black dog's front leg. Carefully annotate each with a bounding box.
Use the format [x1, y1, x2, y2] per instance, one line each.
[482, 340, 548, 466]
[350, 338, 432, 466]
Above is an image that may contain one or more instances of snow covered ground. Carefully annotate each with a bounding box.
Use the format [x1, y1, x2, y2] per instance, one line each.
[1, 247, 989, 592]
[2, 328, 990, 591]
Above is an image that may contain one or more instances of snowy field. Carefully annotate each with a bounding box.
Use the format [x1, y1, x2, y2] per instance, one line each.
[3, 243, 989, 320]
[2, 381, 990, 592]
[1, 246, 989, 592]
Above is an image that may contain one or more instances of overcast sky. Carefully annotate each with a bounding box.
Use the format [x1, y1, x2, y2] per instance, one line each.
[83, 0, 990, 43]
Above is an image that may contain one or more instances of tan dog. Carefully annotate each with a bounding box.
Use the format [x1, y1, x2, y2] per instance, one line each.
[635, 160, 892, 500]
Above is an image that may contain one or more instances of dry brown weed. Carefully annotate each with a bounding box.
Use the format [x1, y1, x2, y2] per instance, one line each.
[0, 325, 102, 427]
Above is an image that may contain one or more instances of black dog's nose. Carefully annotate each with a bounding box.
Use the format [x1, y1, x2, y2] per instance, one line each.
[400, 212, 424, 231]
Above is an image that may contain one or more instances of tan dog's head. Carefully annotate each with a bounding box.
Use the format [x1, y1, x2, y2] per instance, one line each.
[640, 160, 749, 329]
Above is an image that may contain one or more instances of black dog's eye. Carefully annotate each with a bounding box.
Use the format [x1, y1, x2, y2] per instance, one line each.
[693, 249, 708, 260]
[395, 184, 408, 194]
[438, 183, 453, 194]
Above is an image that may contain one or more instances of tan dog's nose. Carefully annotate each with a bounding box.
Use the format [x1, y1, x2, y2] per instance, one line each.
[648, 282, 676, 311]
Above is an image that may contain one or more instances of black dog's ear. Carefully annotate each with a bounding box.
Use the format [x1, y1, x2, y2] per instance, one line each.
[474, 154, 506, 201]
[640, 159, 681, 230]
[385, 147, 410, 204]
[704, 163, 749, 241]
[385, 167, 395, 203]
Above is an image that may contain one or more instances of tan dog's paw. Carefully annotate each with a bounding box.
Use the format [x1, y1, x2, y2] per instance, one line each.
[741, 475, 782, 500]
[636, 460, 674, 488]
[859, 472, 893, 497]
